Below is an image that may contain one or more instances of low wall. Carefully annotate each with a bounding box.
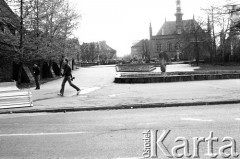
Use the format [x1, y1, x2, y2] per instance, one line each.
[77, 63, 99, 67]
[116, 64, 156, 72]
[115, 71, 240, 83]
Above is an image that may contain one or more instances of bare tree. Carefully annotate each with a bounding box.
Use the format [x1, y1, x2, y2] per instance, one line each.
[201, 0, 240, 62]
[4, 0, 81, 83]
[182, 18, 210, 66]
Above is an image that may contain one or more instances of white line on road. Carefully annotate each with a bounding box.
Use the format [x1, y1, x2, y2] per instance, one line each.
[0, 131, 91, 137]
[181, 118, 213, 122]
[114, 157, 143, 159]
[235, 118, 240, 121]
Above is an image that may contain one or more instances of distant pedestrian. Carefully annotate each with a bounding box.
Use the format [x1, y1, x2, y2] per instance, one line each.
[33, 64, 40, 90]
[159, 51, 168, 72]
[58, 58, 80, 96]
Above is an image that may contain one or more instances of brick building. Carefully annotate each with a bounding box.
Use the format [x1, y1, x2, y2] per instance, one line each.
[132, 0, 211, 61]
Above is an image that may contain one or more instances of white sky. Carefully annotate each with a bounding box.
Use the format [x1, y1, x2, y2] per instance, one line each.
[69, 0, 229, 57]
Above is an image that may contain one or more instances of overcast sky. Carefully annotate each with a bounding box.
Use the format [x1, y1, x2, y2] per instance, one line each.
[69, 0, 231, 57]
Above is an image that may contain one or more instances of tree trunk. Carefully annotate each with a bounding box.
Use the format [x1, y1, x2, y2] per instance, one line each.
[17, 63, 23, 86]
[196, 42, 200, 66]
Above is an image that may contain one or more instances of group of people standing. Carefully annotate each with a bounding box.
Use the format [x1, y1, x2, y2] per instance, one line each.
[33, 58, 81, 96]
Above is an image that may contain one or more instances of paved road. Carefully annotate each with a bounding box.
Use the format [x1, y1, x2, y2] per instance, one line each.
[0, 104, 240, 158]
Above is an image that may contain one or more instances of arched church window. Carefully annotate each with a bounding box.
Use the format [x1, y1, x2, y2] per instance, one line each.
[167, 42, 172, 51]
[156, 43, 162, 52]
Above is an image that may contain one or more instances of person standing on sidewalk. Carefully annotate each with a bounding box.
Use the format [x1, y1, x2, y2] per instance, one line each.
[159, 51, 168, 72]
[33, 64, 40, 90]
[58, 58, 80, 96]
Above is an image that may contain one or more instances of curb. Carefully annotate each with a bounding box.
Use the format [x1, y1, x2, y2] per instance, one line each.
[115, 73, 240, 83]
[1, 99, 240, 114]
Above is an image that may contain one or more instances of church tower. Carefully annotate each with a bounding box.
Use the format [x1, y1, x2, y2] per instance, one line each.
[175, 0, 183, 34]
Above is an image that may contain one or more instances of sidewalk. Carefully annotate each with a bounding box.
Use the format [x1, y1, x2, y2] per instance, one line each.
[0, 65, 240, 114]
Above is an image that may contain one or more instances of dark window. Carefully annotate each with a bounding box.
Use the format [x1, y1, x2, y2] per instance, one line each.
[0, 22, 4, 32]
[168, 42, 172, 51]
[157, 43, 162, 52]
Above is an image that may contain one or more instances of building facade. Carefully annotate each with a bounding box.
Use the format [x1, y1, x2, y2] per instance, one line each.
[131, 39, 150, 60]
[80, 41, 116, 64]
[150, 0, 211, 61]
[132, 0, 211, 61]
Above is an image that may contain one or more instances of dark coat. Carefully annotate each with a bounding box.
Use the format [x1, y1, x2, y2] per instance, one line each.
[33, 66, 40, 76]
[62, 64, 72, 77]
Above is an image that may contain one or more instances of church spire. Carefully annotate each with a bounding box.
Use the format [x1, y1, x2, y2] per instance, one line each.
[149, 22, 152, 39]
[175, 0, 183, 22]
[175, 0, 183, 34]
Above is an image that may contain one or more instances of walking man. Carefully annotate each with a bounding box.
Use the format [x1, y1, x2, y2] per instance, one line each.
[33, 64, 40, 90]
[58, 58, 81, 96]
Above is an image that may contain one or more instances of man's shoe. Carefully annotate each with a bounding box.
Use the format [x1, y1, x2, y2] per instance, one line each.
[57, 93, 63, 96]
[77, 90, 81, 95]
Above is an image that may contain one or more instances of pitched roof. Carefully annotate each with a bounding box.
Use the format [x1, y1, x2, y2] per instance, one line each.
[81, 41, 116, 53]
[0, 0, 20, 28]
[98, 41, 116, 52]
[156, 19, 198, 35]
[131, 40, 143, 48]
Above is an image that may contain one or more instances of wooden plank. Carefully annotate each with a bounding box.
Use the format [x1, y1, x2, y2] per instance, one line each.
[0, 98, 30, 103]
[0, 95, 30, 100]
[0, 91, 29, 96]
[0, 104, 33, 109]
[0, 89, 33, 109]
[0, 102, 30, 106]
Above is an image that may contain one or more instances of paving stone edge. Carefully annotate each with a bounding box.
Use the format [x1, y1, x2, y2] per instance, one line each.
[1, 99, 240, 114]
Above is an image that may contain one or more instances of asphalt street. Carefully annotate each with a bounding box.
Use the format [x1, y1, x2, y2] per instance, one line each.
[0, 104, 240, 159]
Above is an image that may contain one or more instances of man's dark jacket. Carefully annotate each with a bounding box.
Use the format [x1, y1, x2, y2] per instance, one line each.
[33, 66, 40, 76]
[62, 64, 72, 77]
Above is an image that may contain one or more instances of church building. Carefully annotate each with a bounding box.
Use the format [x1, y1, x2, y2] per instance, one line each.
[132, 0, 211, 61]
